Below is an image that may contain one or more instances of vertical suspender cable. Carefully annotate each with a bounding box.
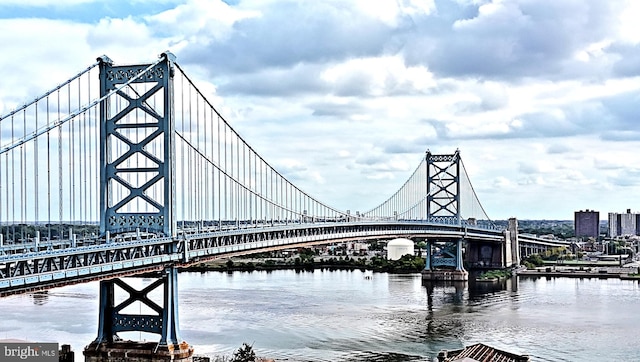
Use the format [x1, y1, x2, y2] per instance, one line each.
[11, 114, 15, 240]
[217, 115, 221, 229]
[0, 110, 3, 237]
[89, 72, 94, 224]
[80, 97, 85, 231]
[35, 102, 39, 231]
[224, 121, 227, 226]
[197, 95, 202, 228]
[188, 84, 193, 227]
[180, 74, 185, 230]
[210, 108, 215, 226]
[46, 97, 51, 239]
[201, 95, 206, 226]
[235, 133, 239, 227]
[21, 110, 26, 240]
[79, 104, 85, 231]
[69, 84, 74, 225]
[244, 147, 246, 227]
[57, 89, 63, 238]
[253, 152, 256, 225]
[192, 85, 198, 226]
[202, 96, 208, 224]
[187, 86, 199, 228]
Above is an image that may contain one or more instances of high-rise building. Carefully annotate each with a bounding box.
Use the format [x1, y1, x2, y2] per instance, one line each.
[608, 213, 618, 238]
[608, 209, 640, 237]
[574, 210, 599, 238]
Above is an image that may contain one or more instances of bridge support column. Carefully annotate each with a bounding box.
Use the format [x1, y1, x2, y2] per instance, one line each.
[503, 230, 513, 267]
[421, 239, 468, 281]
[508, 217, 520, 266]
[83, 266, 193, 362]
[424, 241, 431, 271]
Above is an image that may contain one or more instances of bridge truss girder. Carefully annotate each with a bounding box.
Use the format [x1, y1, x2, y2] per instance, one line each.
[0, 222, 505, 296]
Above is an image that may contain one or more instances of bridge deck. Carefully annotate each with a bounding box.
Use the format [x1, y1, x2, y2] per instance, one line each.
[0, 221, 505, 296]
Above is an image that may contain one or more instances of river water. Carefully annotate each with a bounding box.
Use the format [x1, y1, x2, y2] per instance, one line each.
[0, 270, 638, 361]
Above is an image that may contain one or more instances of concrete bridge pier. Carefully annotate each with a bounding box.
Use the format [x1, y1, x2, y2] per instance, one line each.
[83, 266, 193, 362]
[421, 238, 469, 281]
[508, 217, 520, 266]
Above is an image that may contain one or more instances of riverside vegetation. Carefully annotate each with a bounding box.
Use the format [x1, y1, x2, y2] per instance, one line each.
[209, 343, 273, 362]
[184, 248, 426, 274]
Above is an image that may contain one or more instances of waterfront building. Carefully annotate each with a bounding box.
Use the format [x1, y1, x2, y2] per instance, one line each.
[608, 209, 640, 237]
[387, 238, 414, 260]
[574, 210, 599, 238]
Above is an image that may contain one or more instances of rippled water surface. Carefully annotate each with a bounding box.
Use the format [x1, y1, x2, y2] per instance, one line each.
[1, 270, 639, 361]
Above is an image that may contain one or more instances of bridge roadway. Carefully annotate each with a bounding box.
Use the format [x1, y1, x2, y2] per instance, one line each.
[519, 234, 573, 254]
[0, 221, 505, 296]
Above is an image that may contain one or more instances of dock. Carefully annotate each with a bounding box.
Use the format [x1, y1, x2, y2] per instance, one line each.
[517, 266, 640, 280]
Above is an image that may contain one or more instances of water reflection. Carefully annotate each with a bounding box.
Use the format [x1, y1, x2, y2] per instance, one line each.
[30, 291, 49, 305]
[1, 270, 639, 362]
[467, 277, 517, 298]
[422, 280, 466, 306]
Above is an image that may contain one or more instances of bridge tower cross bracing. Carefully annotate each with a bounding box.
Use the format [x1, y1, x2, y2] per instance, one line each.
[99, 52, 176, 238]
[426, 149, 461, 225]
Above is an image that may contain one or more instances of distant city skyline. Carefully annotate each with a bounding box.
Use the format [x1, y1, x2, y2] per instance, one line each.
[2, 1, 640, 220]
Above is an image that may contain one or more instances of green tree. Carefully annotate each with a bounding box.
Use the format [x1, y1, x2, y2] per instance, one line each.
[231, 343, 256, 362]
[416, 241, 427, 257]
[523, 254, 544, 267]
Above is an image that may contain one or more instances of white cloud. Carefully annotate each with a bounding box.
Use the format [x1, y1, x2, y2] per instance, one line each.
[321, 56, 436, 96]
[147, 0, 261, 43]
[0, 18, 92, 107]
[618, 0, 640, 45]
[3, 0, 640, 220]
[354, 0, 435, 27]
[0, 0, 94, 5]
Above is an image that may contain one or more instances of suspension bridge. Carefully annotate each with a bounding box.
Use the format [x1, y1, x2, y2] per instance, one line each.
[0, 52, 565, 360]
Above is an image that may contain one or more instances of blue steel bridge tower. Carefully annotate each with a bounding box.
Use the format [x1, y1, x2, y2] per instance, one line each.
[87, 52, 191, 361]
[422, 149, 467, 281]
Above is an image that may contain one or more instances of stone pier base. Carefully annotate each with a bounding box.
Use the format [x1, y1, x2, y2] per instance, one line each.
[84, 341, 194, 362]
[422, 270, 468, 281]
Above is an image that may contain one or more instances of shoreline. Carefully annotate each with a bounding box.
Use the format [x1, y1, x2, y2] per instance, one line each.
[181, 257, 640, 281]
[181, 254, 427, 274]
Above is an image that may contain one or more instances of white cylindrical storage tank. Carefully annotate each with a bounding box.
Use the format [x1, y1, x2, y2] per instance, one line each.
[387, 238, 414, 260]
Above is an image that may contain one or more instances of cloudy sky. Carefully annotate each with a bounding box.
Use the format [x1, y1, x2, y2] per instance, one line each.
[1, 0, 640, 221]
